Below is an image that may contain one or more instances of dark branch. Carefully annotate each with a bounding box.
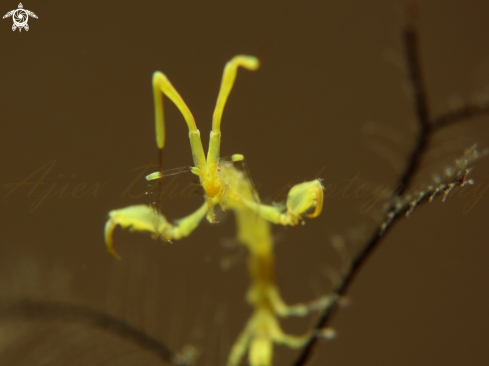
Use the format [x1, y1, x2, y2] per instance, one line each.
[395, 20, 431, 195]
[0, 299, 189, 366]
[432, 102, 489, 130]
[291, 12, 481, 366]
[293, 164, 474, 366]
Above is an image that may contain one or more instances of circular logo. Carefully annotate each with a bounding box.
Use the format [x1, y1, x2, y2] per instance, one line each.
[12, 9, 28, 27]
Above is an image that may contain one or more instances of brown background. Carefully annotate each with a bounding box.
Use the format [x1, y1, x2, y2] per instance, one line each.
[1, 1, 489, 365]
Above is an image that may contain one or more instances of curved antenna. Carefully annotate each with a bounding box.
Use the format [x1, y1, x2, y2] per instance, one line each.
[208, 55, 259, 167]
[212, 55, 260, 133]
[152, 71, 206, 169]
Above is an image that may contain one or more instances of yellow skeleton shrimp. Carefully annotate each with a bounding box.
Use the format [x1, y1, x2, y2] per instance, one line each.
[104, 55, 330, 366]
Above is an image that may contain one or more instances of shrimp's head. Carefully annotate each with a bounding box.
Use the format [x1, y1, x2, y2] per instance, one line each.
[191, 162, 227, 223]
[200, 164, 222, 199]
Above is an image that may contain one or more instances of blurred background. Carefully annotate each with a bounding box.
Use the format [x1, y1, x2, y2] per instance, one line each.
[1, 1, 489, 365]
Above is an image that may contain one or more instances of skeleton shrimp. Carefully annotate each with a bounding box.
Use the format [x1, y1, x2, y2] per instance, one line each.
[104, 55, 332, 366]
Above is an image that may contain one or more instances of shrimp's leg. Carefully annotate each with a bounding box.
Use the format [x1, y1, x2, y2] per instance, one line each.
[272, 331, 310, 350]
[272, 324, 336, 350]
[267, 287, 332, 318]
[244, 312, 309, 366]
[227, 324, 253, 366]
[104, 202, 208, 259]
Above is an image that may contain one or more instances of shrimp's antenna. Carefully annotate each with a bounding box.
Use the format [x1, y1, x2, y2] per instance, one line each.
[152, 71, 206, 238]
[152, 71, 206, 170]
[208, 56, 260, 168]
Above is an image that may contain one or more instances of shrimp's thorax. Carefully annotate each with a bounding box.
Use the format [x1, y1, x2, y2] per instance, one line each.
[219, 162, 255, 203]
[220, 162, 277, 301]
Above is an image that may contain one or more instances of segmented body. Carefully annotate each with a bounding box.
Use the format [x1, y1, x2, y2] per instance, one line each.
[104, 56, 329, 366]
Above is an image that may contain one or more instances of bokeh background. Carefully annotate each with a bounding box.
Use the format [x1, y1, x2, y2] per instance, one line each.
[1, 1, 489, 365]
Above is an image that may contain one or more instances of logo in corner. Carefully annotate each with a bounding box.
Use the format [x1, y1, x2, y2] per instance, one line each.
[3, 3, 37, 32]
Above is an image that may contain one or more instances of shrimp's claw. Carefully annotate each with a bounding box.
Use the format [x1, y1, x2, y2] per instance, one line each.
[287, 179, 324, 219]
[104, 217, 121, 260]
[104, 203, 209, 259]
[104, 205, 169, 260]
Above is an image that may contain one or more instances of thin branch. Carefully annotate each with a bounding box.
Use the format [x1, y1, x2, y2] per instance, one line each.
[292, 12, 479, 366]
[294, 165, 473, 366]
[0, 299, 189, 366]
[396, 20, 431, 195]
[432, 102, 489, 131]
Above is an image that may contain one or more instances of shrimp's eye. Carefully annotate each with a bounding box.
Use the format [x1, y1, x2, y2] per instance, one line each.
[217, 167, 221, 172]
